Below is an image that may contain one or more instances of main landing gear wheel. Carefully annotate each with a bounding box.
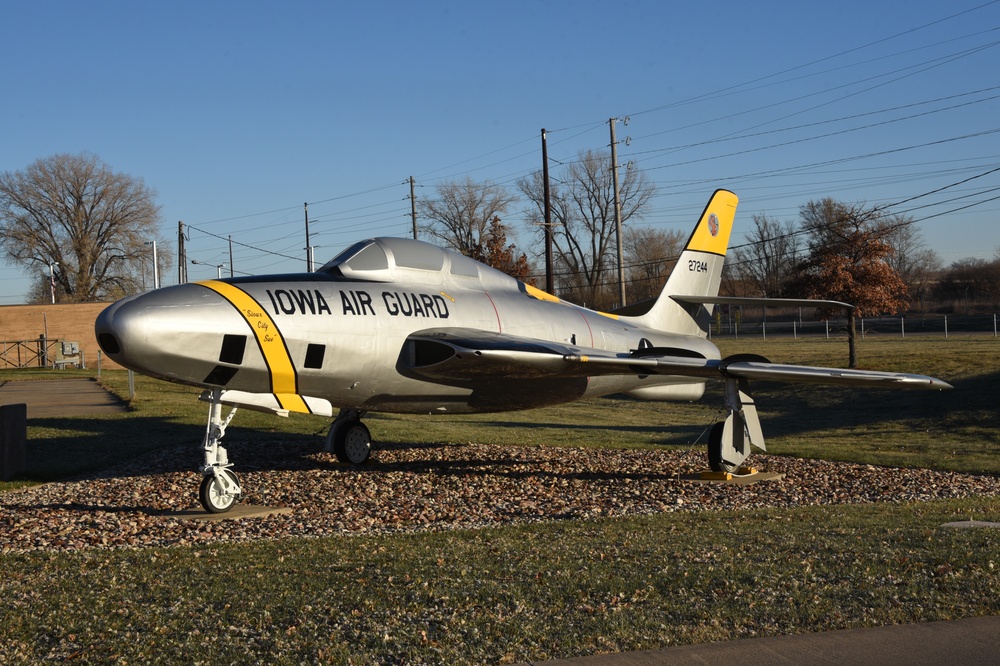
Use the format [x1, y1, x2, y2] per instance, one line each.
[333, 420, 372, 465]
[199, 469, 241, 513]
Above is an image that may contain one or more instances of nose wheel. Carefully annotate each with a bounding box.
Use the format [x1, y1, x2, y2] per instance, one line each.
[199, 469, 241, 513]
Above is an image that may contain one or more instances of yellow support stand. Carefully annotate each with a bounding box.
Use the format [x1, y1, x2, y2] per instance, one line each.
[699, 466, 759, 481]
[700, 471, 732, 481]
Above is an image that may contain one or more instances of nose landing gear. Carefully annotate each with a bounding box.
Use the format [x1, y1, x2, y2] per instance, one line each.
[199, 388, 242, 513]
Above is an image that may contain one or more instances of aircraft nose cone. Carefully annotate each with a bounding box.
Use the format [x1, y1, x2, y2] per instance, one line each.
[95, 284, 236, 376]
[95, 295, 149, 360]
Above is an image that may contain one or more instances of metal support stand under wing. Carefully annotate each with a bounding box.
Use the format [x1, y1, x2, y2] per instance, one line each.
[709, 378, 766, 473]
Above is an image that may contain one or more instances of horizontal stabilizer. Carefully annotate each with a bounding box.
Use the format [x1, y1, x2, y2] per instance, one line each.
[671, 295, 854, 310]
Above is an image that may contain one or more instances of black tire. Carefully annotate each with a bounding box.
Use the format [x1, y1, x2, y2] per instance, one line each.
[199, 469, 240, 513]
[333, 420, 372, 465]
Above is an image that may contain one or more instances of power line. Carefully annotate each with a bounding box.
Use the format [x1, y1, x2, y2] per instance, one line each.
[170, 4, 1000, 279]
[625, 1, 1000, 121]
[185, 224, 303, 262]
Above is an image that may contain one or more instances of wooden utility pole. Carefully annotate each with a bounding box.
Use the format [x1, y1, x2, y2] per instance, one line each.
[541, 129, 554, 293]
[177, 221, 188, 284]
[410, 176, 418, 240]
[609, 118, 626, 307]
[303, 202, 314, 272]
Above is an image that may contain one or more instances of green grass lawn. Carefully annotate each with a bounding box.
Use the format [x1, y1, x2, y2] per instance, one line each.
[1, 336, 998, 663]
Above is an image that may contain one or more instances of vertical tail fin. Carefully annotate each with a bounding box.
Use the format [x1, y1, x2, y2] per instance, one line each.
[629, 189, 738, 336]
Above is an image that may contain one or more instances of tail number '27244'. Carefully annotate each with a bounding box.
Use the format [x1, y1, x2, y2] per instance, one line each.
[688, 260, 708, 273]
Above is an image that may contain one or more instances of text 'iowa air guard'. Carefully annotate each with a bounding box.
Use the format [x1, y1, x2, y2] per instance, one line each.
[95, 190, 950, 513]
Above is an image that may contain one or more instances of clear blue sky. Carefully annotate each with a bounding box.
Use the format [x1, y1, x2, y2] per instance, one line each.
[2, 0, 998, 303]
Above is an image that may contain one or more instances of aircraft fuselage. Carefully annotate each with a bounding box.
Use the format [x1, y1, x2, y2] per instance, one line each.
[97, 267, 715, 415]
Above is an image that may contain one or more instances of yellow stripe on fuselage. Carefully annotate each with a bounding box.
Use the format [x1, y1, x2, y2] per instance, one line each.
[522, 282, 619, 319]
[523, 283, 562, 304]
[198, 280, 310, 414]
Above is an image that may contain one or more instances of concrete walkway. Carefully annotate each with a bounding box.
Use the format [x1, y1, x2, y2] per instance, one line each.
[524, 615, 1000, 665]
[0, 378, 127, 418]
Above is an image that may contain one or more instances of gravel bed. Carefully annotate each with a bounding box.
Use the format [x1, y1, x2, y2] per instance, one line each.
[2, 439, 998, 554]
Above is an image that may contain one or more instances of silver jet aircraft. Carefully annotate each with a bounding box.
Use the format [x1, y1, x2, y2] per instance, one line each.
[95, 190, 950, 513]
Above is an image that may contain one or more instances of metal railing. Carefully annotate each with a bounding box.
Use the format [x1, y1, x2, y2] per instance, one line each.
[710, 313, 1000, 339]
[0, 338, 85, 369]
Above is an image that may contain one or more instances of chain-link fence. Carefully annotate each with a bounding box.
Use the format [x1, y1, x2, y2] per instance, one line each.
[709, 311, 999, 339]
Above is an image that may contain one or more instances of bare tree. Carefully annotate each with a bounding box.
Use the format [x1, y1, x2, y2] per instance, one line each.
[934, 257, 1000, 311]
[418, 177, 517, 255]
[0, 153, 169, 302]
[791, 198, 908, 367]
[519, 150, 655, 309]
[623, 226, 684, 303]
[730, 214, 800, 297]
[879, 217, 940, 313]
[719, 258, 745, 298]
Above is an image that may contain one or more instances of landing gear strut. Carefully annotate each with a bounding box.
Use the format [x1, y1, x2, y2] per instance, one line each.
[199, 388, 242, 513]
[708, 377, 766, 473]
[326, 409, 373, 465]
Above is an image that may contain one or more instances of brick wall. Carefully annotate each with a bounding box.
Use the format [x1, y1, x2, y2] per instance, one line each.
[0, 302, 124, 370]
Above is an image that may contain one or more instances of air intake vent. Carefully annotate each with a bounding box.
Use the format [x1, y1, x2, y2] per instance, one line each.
[409, 339, 456, 367]
[97, 333, 120, 355]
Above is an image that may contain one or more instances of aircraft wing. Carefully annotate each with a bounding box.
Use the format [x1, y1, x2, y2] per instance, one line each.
[562, 352, 951, 389]
[404, 328, 951, 390]
[713, 359, 951, 389]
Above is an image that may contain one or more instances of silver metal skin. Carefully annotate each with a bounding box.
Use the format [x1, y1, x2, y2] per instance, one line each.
[95, 190, 951, 511]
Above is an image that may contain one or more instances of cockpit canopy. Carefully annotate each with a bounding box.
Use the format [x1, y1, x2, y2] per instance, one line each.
[318, 237, 486, 283]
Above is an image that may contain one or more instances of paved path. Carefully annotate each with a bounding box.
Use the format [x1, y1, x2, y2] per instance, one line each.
[0, 378, 127, 418]
[523, 615, 1000, 666]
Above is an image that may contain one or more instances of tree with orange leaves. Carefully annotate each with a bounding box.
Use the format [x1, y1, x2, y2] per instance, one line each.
[791, 198, 908, 368]
[468, 216, 535, 285]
